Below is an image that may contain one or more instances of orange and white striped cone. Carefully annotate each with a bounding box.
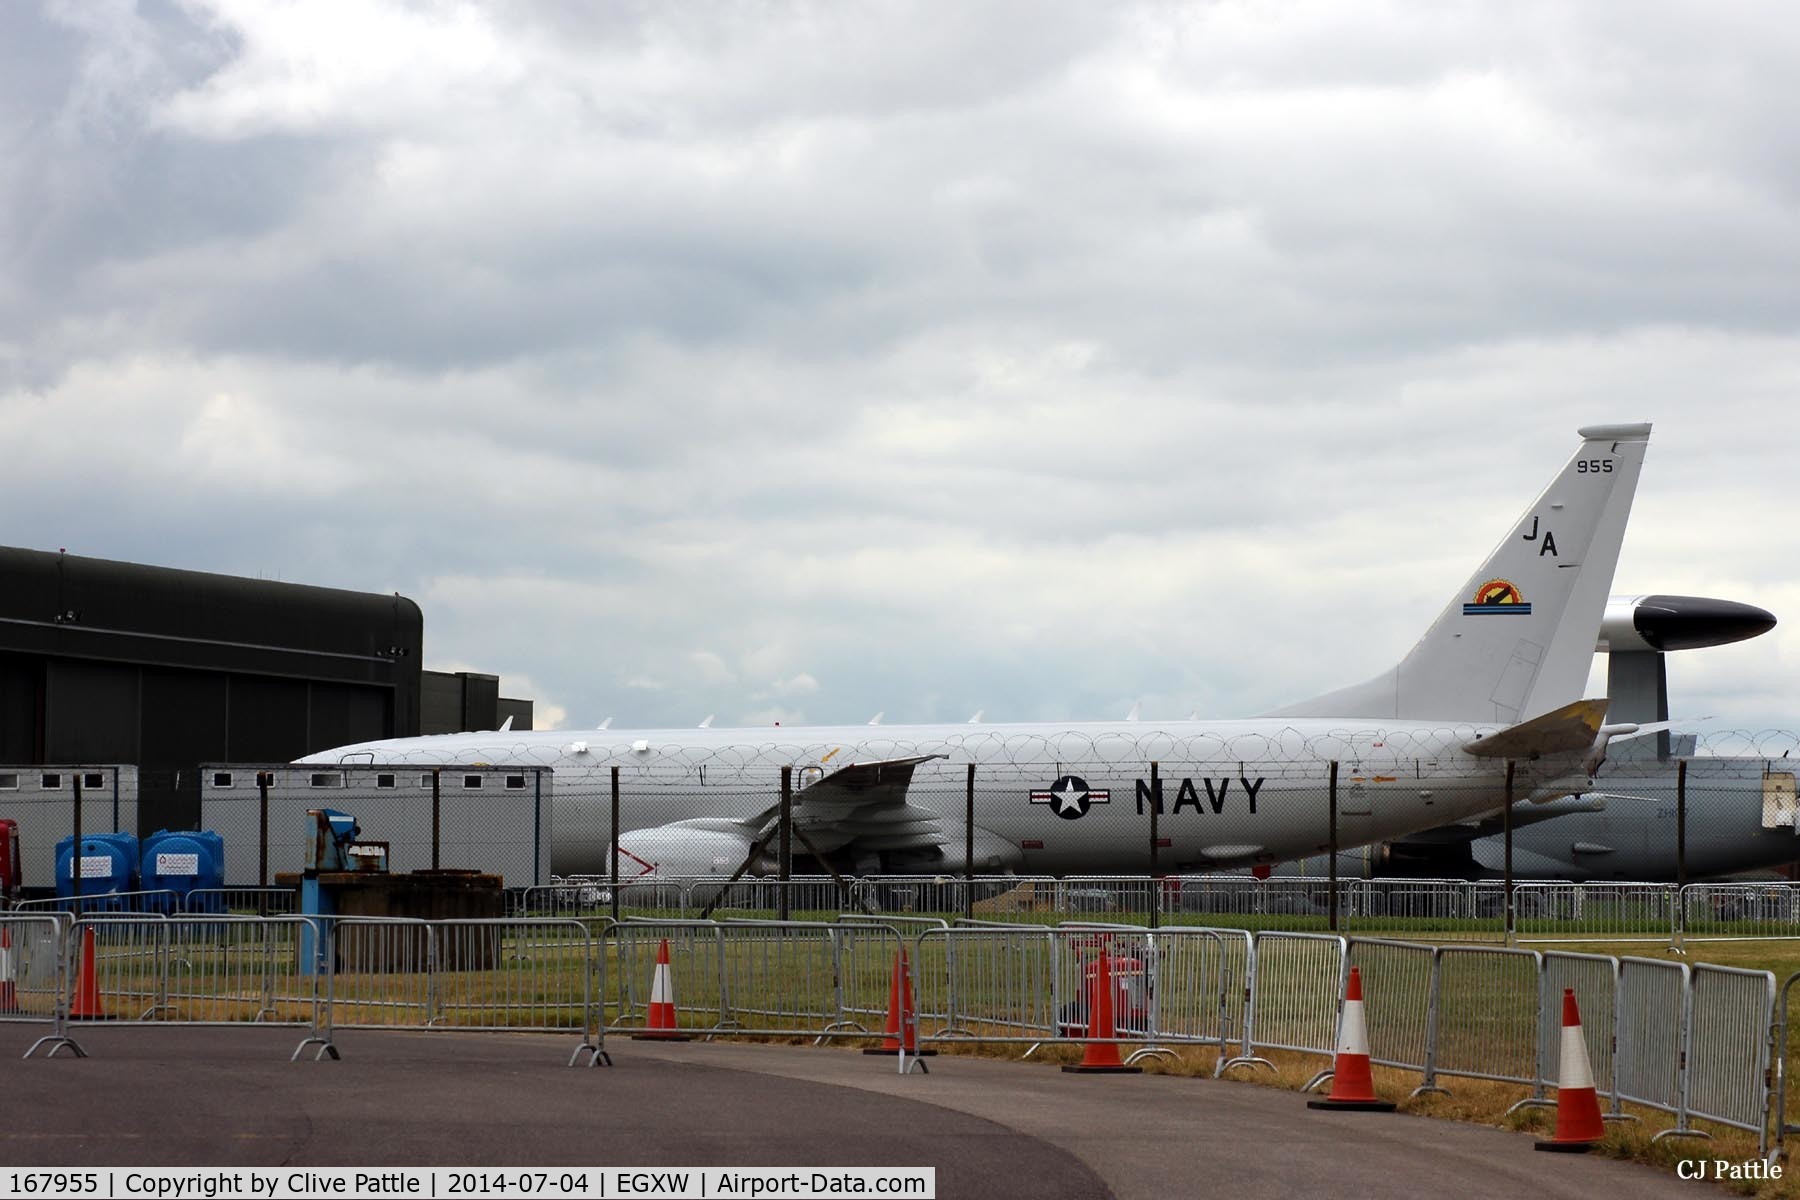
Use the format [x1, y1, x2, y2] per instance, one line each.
[865, 948, 936, 1056]
[1307, 967, 1395, 1111]
[69, 926, 113, 1022]
[1063, 952, 1142, 1074]
[632, 938, 690, 1041]
[1535, 988, 1606, 1153]
[0, 925, 17, 1015]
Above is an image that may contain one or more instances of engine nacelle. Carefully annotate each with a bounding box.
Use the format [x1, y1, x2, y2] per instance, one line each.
[615, 820, 760, 880]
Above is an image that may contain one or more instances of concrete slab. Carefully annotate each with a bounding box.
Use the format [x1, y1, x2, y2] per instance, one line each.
[0, 1026, 1713, 1199]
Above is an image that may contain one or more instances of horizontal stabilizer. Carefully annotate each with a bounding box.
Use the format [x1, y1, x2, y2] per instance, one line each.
[1462, 698, 1610, 759]
[1605, 718, 1709, 743]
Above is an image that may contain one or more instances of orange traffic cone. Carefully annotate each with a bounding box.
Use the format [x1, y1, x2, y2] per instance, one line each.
[1307, 967, 1394, 1111]
[1535, 988, 1607, 1153]
[0, 925, 18, 1015]
[864, 948, 935, 1056]
[1063, 951, 1142, 1074]
[69, 926, 112, 1021]
[631, 938, 689, 1041]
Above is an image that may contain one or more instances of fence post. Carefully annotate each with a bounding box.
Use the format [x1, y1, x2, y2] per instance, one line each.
[257, 771, 272, 912]
[779, 766, 793, 922]
[426, 923, 441, 1027]
[610, 766, 621, 924]
[71, 772, 83, 918]
[964, 763, 975, 922]
[1503, 762, 1516, 948]
[431, 768, 442, 871]
[1149, 761, 1160, 930]
[1674, 758, 1688, 953]
[1328, 762, 1339, 934]
[1417, 947, 1449, 1095]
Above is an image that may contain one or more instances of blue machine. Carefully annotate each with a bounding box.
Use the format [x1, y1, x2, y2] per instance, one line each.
[141, 830, 226, 913]
[55, 831, 140, 908]
[300, 808, 362, 975]
[307, 809, 361, 873]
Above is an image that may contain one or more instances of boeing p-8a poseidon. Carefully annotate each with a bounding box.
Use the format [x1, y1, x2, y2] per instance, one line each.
[305, 424, 1654, 879]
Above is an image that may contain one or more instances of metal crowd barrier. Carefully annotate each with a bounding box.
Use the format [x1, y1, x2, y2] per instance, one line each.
[611, 920, 726, 1035]
[1345, 938, 1434, 1080]
[1144, 928, 1242, 1065]
[7, 905, 1793, 1138]
[1359, 879, 1501, 940]
[182, 887, 298, 916]
[1219, 932, 1344, 1077]
[10, 889, 300, 917]
[1684, 883, 1800, 942]
[1513, 882, 1677, 943]
[482, 874, 1800, 947]
[607, 918, 901, 1042]
[29, 915, 332, 1061]
[310, 915, 605, 1064]
[1164, 876, 1336, 930]
[1685, 965, 1777, 1157]
[3, 913, 69, 1055]
[913, 925, 1058, 1043]
[1527, 952, 1621, 1117]
[161, 915, 324, 1028]
[1773, 973, 1800, 1158]
[717, 920, 859, 1036]
[13, 890, 184, 915]
[1615, 957, 1692, 1129]
[705, 880, 857, 919]
[1422, 945, 1541, 1094]
[429, 919, 604, 1065]
[512, 881, 618, 920]
[26, 876, 1800, 948]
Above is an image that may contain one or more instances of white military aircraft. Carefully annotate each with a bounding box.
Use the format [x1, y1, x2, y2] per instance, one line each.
[303, 423, 1655, 879]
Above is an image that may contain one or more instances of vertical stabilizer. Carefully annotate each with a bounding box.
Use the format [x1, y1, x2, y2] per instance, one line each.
[1267, 424, 1651, 723]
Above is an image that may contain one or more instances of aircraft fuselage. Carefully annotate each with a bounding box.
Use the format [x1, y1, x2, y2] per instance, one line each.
[306, 718, 1577, 876]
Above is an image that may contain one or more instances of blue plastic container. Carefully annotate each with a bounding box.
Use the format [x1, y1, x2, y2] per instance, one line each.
[55, 831, 140, 908]
[141, 830, 226, 913]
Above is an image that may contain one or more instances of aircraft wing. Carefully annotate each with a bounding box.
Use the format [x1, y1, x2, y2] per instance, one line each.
[1389, 794, 1608, 846]
[788, 754, 950, 856]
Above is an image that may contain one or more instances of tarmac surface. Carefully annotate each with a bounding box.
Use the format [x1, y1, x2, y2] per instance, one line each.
[0, 1025, 1717, 1199]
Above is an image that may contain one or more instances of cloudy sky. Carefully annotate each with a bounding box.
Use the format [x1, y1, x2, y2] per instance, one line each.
[4, 1, 1798, 738]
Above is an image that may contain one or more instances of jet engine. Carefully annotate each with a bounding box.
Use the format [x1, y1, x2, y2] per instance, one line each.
[613, 819, 763, 880]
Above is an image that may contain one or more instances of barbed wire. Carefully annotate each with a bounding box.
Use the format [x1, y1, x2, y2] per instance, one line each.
[377, 724, 1529, 773]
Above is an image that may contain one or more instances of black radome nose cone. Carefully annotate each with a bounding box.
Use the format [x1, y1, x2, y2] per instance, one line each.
[1634, 594, 1777, 652]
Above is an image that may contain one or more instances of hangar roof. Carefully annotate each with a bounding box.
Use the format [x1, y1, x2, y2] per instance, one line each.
[0, 546, 422, 675]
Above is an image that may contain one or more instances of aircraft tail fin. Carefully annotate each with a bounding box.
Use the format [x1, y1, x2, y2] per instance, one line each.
[1266, 424, 1651, 724]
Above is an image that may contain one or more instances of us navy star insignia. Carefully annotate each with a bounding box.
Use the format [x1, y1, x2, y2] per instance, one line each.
[1029, 775, 1111, 820]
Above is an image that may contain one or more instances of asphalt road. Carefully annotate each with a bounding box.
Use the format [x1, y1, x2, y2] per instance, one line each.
[0, 1025, 1713, 1199]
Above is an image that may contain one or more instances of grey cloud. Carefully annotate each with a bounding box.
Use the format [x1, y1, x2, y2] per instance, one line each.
[2, 1, 1799, 736]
